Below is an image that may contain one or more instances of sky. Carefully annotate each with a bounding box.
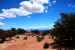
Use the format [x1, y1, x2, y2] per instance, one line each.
[0, 0, 75, 30]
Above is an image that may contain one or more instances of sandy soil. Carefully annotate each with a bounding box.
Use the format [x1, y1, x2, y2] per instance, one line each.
[0, 34, 57, 50]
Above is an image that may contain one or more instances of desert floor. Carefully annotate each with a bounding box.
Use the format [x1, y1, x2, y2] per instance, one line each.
[0, 33, 57, 50]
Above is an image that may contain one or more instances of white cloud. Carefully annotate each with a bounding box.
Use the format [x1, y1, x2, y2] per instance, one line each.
[20, 1, 45, 13]
[24, 23, 54, 29]
[0, 0, 49, 25]
[0, 0, 49, 20]
[30, 0, 49, 4]
[53, 0, 56, 3]
[26, 26, 50, 29]
[1, 9, 16, 18]
[1, 8, 32, 18]
[0, 22, 5, 26]
[0, 17, 4, 20]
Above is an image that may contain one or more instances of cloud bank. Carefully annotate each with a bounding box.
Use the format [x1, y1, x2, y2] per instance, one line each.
[0, 0, 49, 20]
[0, 22, 5, 26]
[24, 23, 54, 29]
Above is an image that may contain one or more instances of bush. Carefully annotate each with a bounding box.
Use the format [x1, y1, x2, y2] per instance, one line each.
[43, 43, 49, 49]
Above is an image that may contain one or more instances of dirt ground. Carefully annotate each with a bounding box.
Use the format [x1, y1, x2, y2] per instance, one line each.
[0, 34, 57, 50]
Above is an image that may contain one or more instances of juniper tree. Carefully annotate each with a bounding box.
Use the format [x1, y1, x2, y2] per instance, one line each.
[50, 13, 75, 50]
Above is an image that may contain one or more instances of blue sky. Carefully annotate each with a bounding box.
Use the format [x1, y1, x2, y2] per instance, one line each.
[0, 0, 75, 30]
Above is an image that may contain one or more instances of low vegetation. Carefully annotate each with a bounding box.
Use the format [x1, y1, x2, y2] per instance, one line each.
[0, 28, 27, 43]
[0, 28, 51, 43]
[43, 42, 50, 49]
